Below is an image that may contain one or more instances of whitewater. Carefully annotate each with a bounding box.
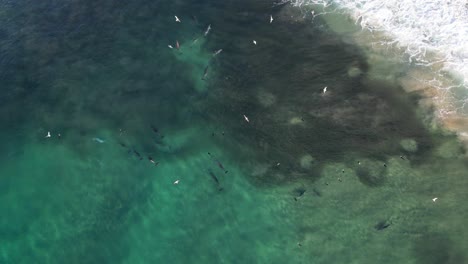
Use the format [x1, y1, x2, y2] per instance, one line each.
[285, 0, 468, 141]
[291, 0, 468, 84]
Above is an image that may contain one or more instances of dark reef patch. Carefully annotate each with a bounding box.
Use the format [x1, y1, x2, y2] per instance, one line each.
[195, 2, 433, 186]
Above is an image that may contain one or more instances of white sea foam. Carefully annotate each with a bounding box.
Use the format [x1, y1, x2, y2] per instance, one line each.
[288, 0, 468, 114]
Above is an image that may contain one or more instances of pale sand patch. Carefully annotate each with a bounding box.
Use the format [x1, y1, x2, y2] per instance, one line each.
[289, 117, 304, 125]
[434, 138, 465, 159]
[347, 65, 362, 77]
[257, 90, 277, 107]
[399, 67, 468, 150]
[400, 138, 418, 153]
[439, 115, 468, 151]
[299, 154, 315, 170]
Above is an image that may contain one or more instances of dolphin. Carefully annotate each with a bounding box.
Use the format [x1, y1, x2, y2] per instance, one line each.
[133, 149, 143, 160]
[150, 125, 159, 134]
[374, 219, 391, 231]
[207, 152, 228, 173]
[150, 125, 164, 139]
[215, 159, 228, 174]
[208, 169, 223, 191]
[148, 156, 159, 166]
[293, 187, 306, 201]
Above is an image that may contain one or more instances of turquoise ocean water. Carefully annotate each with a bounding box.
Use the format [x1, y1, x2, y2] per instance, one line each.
[1, 0, 468, 263]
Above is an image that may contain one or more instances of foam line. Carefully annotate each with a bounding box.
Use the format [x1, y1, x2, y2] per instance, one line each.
[290, 0, 468, 87]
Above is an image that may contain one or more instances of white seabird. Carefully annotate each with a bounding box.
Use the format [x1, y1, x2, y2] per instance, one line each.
[204, 24, 211, 36]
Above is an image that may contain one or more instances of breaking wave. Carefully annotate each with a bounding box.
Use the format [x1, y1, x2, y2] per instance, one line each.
[288, 0, 468, 117]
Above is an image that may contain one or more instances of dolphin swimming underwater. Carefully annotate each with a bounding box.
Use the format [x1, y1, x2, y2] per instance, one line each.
[215, 159, 228, 174]
[208, 169, 223, 191]
[293, 187, 306, 201]
[207, 152, 228, 173]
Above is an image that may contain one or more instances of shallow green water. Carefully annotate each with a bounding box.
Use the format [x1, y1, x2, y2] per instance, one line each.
[1, 0, 468, 263]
